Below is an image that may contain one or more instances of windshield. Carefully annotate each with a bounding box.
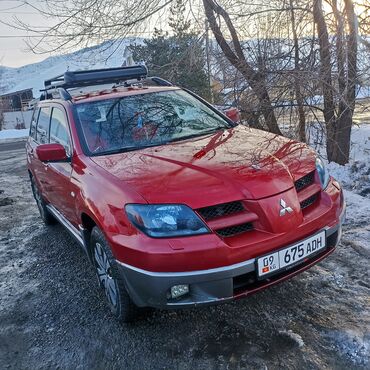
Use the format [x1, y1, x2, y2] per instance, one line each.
[74, 89, 232, 155]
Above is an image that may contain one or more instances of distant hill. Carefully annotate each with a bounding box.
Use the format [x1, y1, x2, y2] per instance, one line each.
[2, 36, 370, 102]
[0, 39, 141, 98]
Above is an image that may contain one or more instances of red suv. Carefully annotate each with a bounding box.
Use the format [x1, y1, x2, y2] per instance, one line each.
[26, 66, 345, 322]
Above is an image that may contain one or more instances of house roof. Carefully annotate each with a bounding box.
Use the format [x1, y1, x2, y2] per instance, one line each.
[0, 88, 33, 99]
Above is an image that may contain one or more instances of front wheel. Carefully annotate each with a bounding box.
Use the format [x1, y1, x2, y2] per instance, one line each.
[91, 227, 141, 322]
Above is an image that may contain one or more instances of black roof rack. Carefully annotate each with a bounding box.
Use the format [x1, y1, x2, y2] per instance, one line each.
[44, 65, 148, 90]
[40, 65, 174, 101]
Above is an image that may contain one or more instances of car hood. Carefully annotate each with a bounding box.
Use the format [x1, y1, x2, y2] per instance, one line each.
[91, 126, 316, 208]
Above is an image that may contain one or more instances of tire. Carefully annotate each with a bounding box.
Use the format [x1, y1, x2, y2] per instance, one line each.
[30, 176, 56, 225]
[91, 226, 141, 323]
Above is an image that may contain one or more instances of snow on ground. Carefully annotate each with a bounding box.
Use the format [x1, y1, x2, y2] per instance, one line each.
[326, 124, 370, 189]
[310, 123, 370, 254]
[307, 123, 370, 194]
[0, 129, 29, 142]
[306, 124, 370, 367]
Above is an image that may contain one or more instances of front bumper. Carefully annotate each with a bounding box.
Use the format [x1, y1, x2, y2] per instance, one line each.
[116, 206, 345, 308]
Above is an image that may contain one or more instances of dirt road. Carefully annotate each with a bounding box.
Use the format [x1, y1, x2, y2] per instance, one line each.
[0, 141, 369, 369]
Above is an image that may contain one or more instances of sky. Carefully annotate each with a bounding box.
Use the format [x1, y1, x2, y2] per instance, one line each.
[2, 0, 363, 69]
[0, 0, 166, 68]
[0, 1, 53, 67]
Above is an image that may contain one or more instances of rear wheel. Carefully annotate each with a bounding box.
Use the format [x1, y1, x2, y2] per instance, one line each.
[30, 177, 55, 225]
[91, 226, 140, 322]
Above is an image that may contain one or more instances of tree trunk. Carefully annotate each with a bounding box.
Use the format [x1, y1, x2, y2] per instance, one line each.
[330, 0, 351, 165]
[289, 0, 306, 142]
[332, 0, 357, 165]
[313, 0, 338, 162]
[203, 0, 282, 135]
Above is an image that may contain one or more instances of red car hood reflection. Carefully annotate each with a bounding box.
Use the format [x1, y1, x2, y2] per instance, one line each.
[91, 126, 316, 207]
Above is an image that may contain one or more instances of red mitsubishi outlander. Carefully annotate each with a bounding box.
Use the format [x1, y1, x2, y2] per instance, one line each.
[26, 66, 345, 322]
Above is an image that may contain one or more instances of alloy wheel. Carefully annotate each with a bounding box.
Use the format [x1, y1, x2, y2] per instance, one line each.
[94, 242, 119, 308]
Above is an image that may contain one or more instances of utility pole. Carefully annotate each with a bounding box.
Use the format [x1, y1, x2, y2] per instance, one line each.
[204, 18, 213, 103]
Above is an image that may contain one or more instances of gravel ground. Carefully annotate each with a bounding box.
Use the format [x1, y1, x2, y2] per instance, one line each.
[0, 141, 369, 370]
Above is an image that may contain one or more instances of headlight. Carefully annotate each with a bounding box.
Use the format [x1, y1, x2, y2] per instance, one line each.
[315, 157, 330, 189]
[125, 204, 210, 238]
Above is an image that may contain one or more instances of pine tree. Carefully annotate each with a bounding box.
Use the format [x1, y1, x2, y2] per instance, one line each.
[130, 0, 210, 98]
[168, 0, 191, 38]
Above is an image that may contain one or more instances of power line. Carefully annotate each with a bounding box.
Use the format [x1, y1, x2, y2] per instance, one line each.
[0, 11, 39, 14]
[0, 31, 156, 38]
[0, 35, 42, 38]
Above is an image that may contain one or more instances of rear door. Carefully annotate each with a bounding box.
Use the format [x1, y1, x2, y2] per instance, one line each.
[26, 106, 40, 171]
[28, 106, 53, 200]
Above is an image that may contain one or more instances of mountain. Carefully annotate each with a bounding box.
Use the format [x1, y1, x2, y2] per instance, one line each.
[0, 39, 141, 97]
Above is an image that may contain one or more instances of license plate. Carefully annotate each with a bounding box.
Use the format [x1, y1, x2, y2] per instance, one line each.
[257, 230, 326, 278]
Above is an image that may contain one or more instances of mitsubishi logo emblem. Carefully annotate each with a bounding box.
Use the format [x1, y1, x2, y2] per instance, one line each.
[279, 199, 293, 216]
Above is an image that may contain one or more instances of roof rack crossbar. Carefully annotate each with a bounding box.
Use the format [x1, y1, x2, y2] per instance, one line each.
[39, 86, 72, 101]
[44, 65, 148, 91]
[58, 88, 72, 101]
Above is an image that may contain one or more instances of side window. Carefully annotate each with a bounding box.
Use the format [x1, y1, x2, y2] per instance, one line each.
[50, 107, 71, 156]
[29, 108, 40, 139]
[36, 107, 51, 144]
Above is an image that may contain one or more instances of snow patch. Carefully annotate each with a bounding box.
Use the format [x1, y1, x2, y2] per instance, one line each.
[326, 125, 370, 196]
[309, 123, 370, 195]
[308, 123, 370, 251]
[0, 129, 29, 142]
[325, 330, 370, 366]
[278, 330, 305, 348]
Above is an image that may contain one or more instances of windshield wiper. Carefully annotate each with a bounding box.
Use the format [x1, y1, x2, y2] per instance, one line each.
[91, 143, 164, 156]
[91, 129, 227, 156]
[167, 128, 226, 144]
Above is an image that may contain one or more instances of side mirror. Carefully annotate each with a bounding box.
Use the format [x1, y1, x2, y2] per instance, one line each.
[36, 143, 68, 162]
[225, 107, 240, 123]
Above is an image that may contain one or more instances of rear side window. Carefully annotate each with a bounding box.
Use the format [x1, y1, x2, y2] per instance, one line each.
[36, 107, 51, 144]
[50, 107, 71, 156]
[29, 108, 39, 139]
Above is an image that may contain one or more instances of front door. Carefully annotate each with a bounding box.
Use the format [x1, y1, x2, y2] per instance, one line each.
[47, 105, 79, 226]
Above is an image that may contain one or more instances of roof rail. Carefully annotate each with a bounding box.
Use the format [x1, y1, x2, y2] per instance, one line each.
[44, 65, 148, 91]
[148, 76, 173, 87]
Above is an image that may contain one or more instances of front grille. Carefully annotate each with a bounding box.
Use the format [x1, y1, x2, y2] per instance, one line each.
[216, 222, 253, 237]
[295, 171, 315, 192]
[197, 201, 245, 221]
[300, 194, 318, 209]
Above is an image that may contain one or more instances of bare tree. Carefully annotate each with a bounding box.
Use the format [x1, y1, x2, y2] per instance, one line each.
[313, 0, 358, 164]
[12, 0, 365, 164]
[202, 0, 282, 135]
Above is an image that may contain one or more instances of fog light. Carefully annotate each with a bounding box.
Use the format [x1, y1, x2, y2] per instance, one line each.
[170, 284, 189, 299]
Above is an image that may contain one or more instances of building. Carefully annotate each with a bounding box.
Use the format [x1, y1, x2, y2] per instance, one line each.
[0, 88, 34, 130]
[0, 88, 34, 112]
